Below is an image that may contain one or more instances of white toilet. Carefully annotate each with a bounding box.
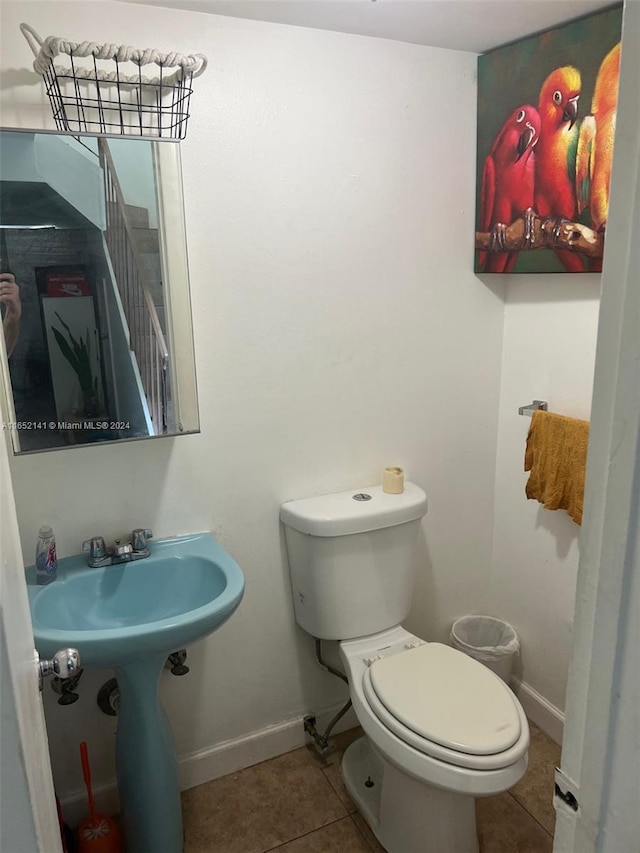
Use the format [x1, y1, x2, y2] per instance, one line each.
[280, 481, 529, 853]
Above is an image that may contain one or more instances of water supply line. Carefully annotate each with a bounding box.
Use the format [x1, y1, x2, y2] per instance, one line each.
[303, 638, 352, 756]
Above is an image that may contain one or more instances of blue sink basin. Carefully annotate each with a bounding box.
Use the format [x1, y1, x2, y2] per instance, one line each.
[27, 532, 244, 667]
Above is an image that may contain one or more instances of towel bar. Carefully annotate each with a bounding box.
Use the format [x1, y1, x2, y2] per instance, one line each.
[519, 400, 548, 417]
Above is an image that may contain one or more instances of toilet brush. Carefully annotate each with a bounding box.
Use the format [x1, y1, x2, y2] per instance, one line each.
[77, 742, 123, 853]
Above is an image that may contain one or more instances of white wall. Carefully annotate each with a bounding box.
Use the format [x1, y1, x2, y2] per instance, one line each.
[488, 276, 600, 737]
[0, 1, 505, 802]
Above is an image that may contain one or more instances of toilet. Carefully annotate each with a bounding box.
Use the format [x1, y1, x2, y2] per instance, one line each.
[280, 481, 529, 853]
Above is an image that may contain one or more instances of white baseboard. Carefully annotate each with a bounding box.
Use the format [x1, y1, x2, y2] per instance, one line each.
[178, 702, 358, 791]
[511, 678, 565, 745]
[60, 682, 563, 827]
[60, 701, 358, 826]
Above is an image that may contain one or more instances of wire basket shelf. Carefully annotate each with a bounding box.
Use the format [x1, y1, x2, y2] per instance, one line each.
[20, 23, 207, 140]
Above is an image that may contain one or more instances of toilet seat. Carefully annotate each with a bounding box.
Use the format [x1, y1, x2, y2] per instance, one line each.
[363, 642, 526, 771]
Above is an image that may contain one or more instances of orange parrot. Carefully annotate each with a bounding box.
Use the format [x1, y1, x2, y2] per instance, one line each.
[576, 42, 621, 256]
[535, 66, 584, 272]
[479, 104, 541, 273]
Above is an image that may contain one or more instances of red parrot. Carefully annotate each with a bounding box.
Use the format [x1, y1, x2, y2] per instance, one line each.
[576, 43, 621, 241]
[479, 104, 541, 273]
[535, 66, 584, 272]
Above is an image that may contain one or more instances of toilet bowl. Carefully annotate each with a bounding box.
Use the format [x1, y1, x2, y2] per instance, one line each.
[340, 625, 528, 793]
[338, 626, 529, 853]
[280, 482, 529, 853]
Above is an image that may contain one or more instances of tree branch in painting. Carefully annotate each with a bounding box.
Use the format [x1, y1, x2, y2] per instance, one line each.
[475, 214, 604, 259]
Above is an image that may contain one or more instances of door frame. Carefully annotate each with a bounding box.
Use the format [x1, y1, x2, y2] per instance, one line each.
[554, 1, 640, 850]
[0, 378, 61, 849]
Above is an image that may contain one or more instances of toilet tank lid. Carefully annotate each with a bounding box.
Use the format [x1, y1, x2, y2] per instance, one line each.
[280, 482, 427, 537]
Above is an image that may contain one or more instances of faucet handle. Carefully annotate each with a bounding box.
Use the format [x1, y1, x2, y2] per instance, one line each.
[82, 536, 106, 559]
[131, 528, 153, 552]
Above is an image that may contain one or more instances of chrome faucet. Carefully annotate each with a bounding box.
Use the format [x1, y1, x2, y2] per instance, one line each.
[83, 529, 153, 567]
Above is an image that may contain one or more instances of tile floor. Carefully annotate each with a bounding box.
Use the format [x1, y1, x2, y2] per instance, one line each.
[182, 721, 561, 852]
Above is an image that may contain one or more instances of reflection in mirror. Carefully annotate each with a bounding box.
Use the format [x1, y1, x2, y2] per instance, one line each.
[0, 130, 199, 454]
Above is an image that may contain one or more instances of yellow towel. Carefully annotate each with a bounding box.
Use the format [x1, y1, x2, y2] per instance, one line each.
[524, 410, 590, 525]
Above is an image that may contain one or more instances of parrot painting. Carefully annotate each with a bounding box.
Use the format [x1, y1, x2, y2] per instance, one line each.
[479, 104, 541, 273]
[534, 66, 585, 272]
[576, 42, 621, 239]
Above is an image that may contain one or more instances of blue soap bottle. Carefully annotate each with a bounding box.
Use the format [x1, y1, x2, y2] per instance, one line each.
[35, 524, 57, 585]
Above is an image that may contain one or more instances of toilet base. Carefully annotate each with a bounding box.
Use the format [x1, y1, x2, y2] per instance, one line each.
[342, 737, 479, 853]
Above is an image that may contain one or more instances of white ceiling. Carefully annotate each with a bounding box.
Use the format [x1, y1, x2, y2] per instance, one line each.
[115, 0, 615, 53]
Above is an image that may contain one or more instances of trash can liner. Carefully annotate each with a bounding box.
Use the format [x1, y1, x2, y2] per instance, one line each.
[450, 615, 519, 663]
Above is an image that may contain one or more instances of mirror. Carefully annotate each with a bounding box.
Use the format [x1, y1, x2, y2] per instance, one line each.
[0, 129, 199, 454]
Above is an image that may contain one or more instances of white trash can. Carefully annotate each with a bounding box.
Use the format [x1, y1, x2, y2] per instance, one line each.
[450, 615, 519, 684]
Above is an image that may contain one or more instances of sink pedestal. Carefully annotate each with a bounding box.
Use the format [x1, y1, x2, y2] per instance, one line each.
[116, 655, 183, 853]
[27, 533, 246, 852]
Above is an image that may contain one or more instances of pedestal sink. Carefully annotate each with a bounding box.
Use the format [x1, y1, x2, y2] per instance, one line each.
[26, 532, 245, 853]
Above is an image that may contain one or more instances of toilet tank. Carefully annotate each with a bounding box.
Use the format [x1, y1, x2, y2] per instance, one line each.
[280, 482, 427, 640]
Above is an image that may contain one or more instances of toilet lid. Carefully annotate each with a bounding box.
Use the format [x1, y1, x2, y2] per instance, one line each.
[368, 643, 521, 755]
